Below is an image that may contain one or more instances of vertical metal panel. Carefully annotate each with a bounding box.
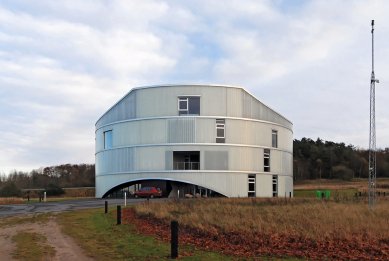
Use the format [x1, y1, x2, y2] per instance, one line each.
[270, 150, 282, 173]
[95, 148, 134, 174]
[201, 87, 227, 116]
[136, 87, 177, 118]
[168, 118, 195, 143]
[282, 152, 293, 175]
[278, 175, 286, 197]
[228, 147, 260, 172]
[226, 88, 242, 117]
[139, 120, 167, 144]
[165, 151, 173, 170]
[204, 151, 228, 170]
[196, 118, 215, 143]
[242, 91, 252, 118]
[96, 92, 136, 128]
[136, 146, 165, 171]
[257, 174, 272, 197]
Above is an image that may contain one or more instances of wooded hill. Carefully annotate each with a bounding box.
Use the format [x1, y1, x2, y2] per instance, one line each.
[293, 138, 389, 180]
[0, 164, 94, 196]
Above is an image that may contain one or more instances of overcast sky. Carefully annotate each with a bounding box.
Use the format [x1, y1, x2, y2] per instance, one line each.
[1, 0, 388, 174]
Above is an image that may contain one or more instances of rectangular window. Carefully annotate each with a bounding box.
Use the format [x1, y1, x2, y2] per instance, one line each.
[216, 119, 225, 143]
[248, 174, 256, 197]
[272, 175, 278, 197]
[272, 130, 278, 148]
[264, 149, 270, 172]
[104, 130, 113, 149]
[178, 96, 200, 115]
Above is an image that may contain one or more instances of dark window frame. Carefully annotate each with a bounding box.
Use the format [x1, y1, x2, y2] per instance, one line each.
[216, 119, 225, 143]
[264, 149, 270, 172]
[178, 96, 200, 115]
[272, 175, 278, 197]
[248, 174, 256, 197]
[272, 130, 278, 148]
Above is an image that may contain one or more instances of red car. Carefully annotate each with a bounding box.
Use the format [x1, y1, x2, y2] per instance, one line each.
[134, 187, 162, 198]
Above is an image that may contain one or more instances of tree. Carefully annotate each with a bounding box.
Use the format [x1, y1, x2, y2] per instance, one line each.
[0, 182, 21, 197]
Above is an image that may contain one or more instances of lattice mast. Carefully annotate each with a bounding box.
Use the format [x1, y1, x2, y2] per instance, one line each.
[369, 20, 379, 208]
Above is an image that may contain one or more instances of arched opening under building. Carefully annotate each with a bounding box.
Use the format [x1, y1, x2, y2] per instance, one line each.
[102, 179, 226, 198]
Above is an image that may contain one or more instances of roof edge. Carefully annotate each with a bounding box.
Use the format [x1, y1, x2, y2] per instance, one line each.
[95, 84, 292, 126]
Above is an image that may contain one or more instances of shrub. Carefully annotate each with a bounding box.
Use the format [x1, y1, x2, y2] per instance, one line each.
[45, 184, 65, 196]
[0, 182, 22, 197]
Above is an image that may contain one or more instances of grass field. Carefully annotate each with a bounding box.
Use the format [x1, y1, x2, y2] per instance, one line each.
[132, 198, 389, 259]
[58, 208, 235, 260]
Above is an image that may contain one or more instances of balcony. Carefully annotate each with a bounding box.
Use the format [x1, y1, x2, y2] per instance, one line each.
[174, 162, 200, 170]
[173, 151, 200, 170]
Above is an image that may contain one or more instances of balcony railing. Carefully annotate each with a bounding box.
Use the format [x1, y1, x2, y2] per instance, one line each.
[174, 162, 200, 170]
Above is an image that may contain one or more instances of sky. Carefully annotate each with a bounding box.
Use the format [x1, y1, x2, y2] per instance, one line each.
[1, 0, 389, 174]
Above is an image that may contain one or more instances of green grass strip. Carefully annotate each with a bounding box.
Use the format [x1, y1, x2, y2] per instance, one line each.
[58, 207, 235, 260]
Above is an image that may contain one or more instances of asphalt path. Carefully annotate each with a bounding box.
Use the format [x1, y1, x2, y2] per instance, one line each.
[0, 198, 154, 218]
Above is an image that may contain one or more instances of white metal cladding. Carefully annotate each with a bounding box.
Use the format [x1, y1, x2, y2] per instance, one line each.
[96, 171, 276, 198]
[95, 118, 292, 153]
[96, 145, 292, 175]
[168, 118, 196, 143]
[96, 92, 136, 128]
[95, 85, 292, 128]
[95, 84, 293, 198]
[204, 151, 228, 170]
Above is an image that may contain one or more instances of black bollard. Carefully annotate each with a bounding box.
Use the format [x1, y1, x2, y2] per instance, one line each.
[105, 201, 108, 214]
[171, 220, 179, 259]
[117, 205, 121, 225]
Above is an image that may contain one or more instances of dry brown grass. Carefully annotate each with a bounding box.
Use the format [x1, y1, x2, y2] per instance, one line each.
[0, 197, 24, 205]
[294, 178, 389, 192]
[134, 198, 389, 241]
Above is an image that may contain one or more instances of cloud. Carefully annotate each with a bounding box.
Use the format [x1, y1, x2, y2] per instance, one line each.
[0, 0, 389, 174]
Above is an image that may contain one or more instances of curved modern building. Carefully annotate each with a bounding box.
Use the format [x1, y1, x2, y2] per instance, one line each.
[95, 84, 293, 198]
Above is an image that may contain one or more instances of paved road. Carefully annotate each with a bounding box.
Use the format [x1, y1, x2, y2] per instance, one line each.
[0, 198, 152, 218]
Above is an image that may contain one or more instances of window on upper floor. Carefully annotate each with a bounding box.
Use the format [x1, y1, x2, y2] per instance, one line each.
[216, 119, 225, 143]
[178, 96, 200, 115]
[264, 149, 270, 172]
[104, 130, 112, 149]
[272, 130, 278, 148]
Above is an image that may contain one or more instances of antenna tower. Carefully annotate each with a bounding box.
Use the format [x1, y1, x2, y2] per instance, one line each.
[369, 20, 378, 208]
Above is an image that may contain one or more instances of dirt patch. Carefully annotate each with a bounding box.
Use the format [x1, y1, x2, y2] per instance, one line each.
[0, 217, 93, 261]
[123, 208, 389, 260]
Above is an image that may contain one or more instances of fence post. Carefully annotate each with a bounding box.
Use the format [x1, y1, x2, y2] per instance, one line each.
[124, 192, 127, 207]
[44, 192, 46, 202]
[171, 220, 179, 259]
[105, 201, 108, 214]
[117, 205, 121, 225]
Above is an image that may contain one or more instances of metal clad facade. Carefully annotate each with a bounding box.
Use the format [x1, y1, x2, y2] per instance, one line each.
[95, 85, 293, 198]
[168, 118, 196, 143]
[204, 151, 228, 170]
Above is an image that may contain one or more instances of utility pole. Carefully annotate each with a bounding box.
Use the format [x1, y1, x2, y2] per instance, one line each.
[369, 20, 379, 209]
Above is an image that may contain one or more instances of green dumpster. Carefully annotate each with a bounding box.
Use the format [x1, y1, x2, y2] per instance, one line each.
[316, 190, 331, 199]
